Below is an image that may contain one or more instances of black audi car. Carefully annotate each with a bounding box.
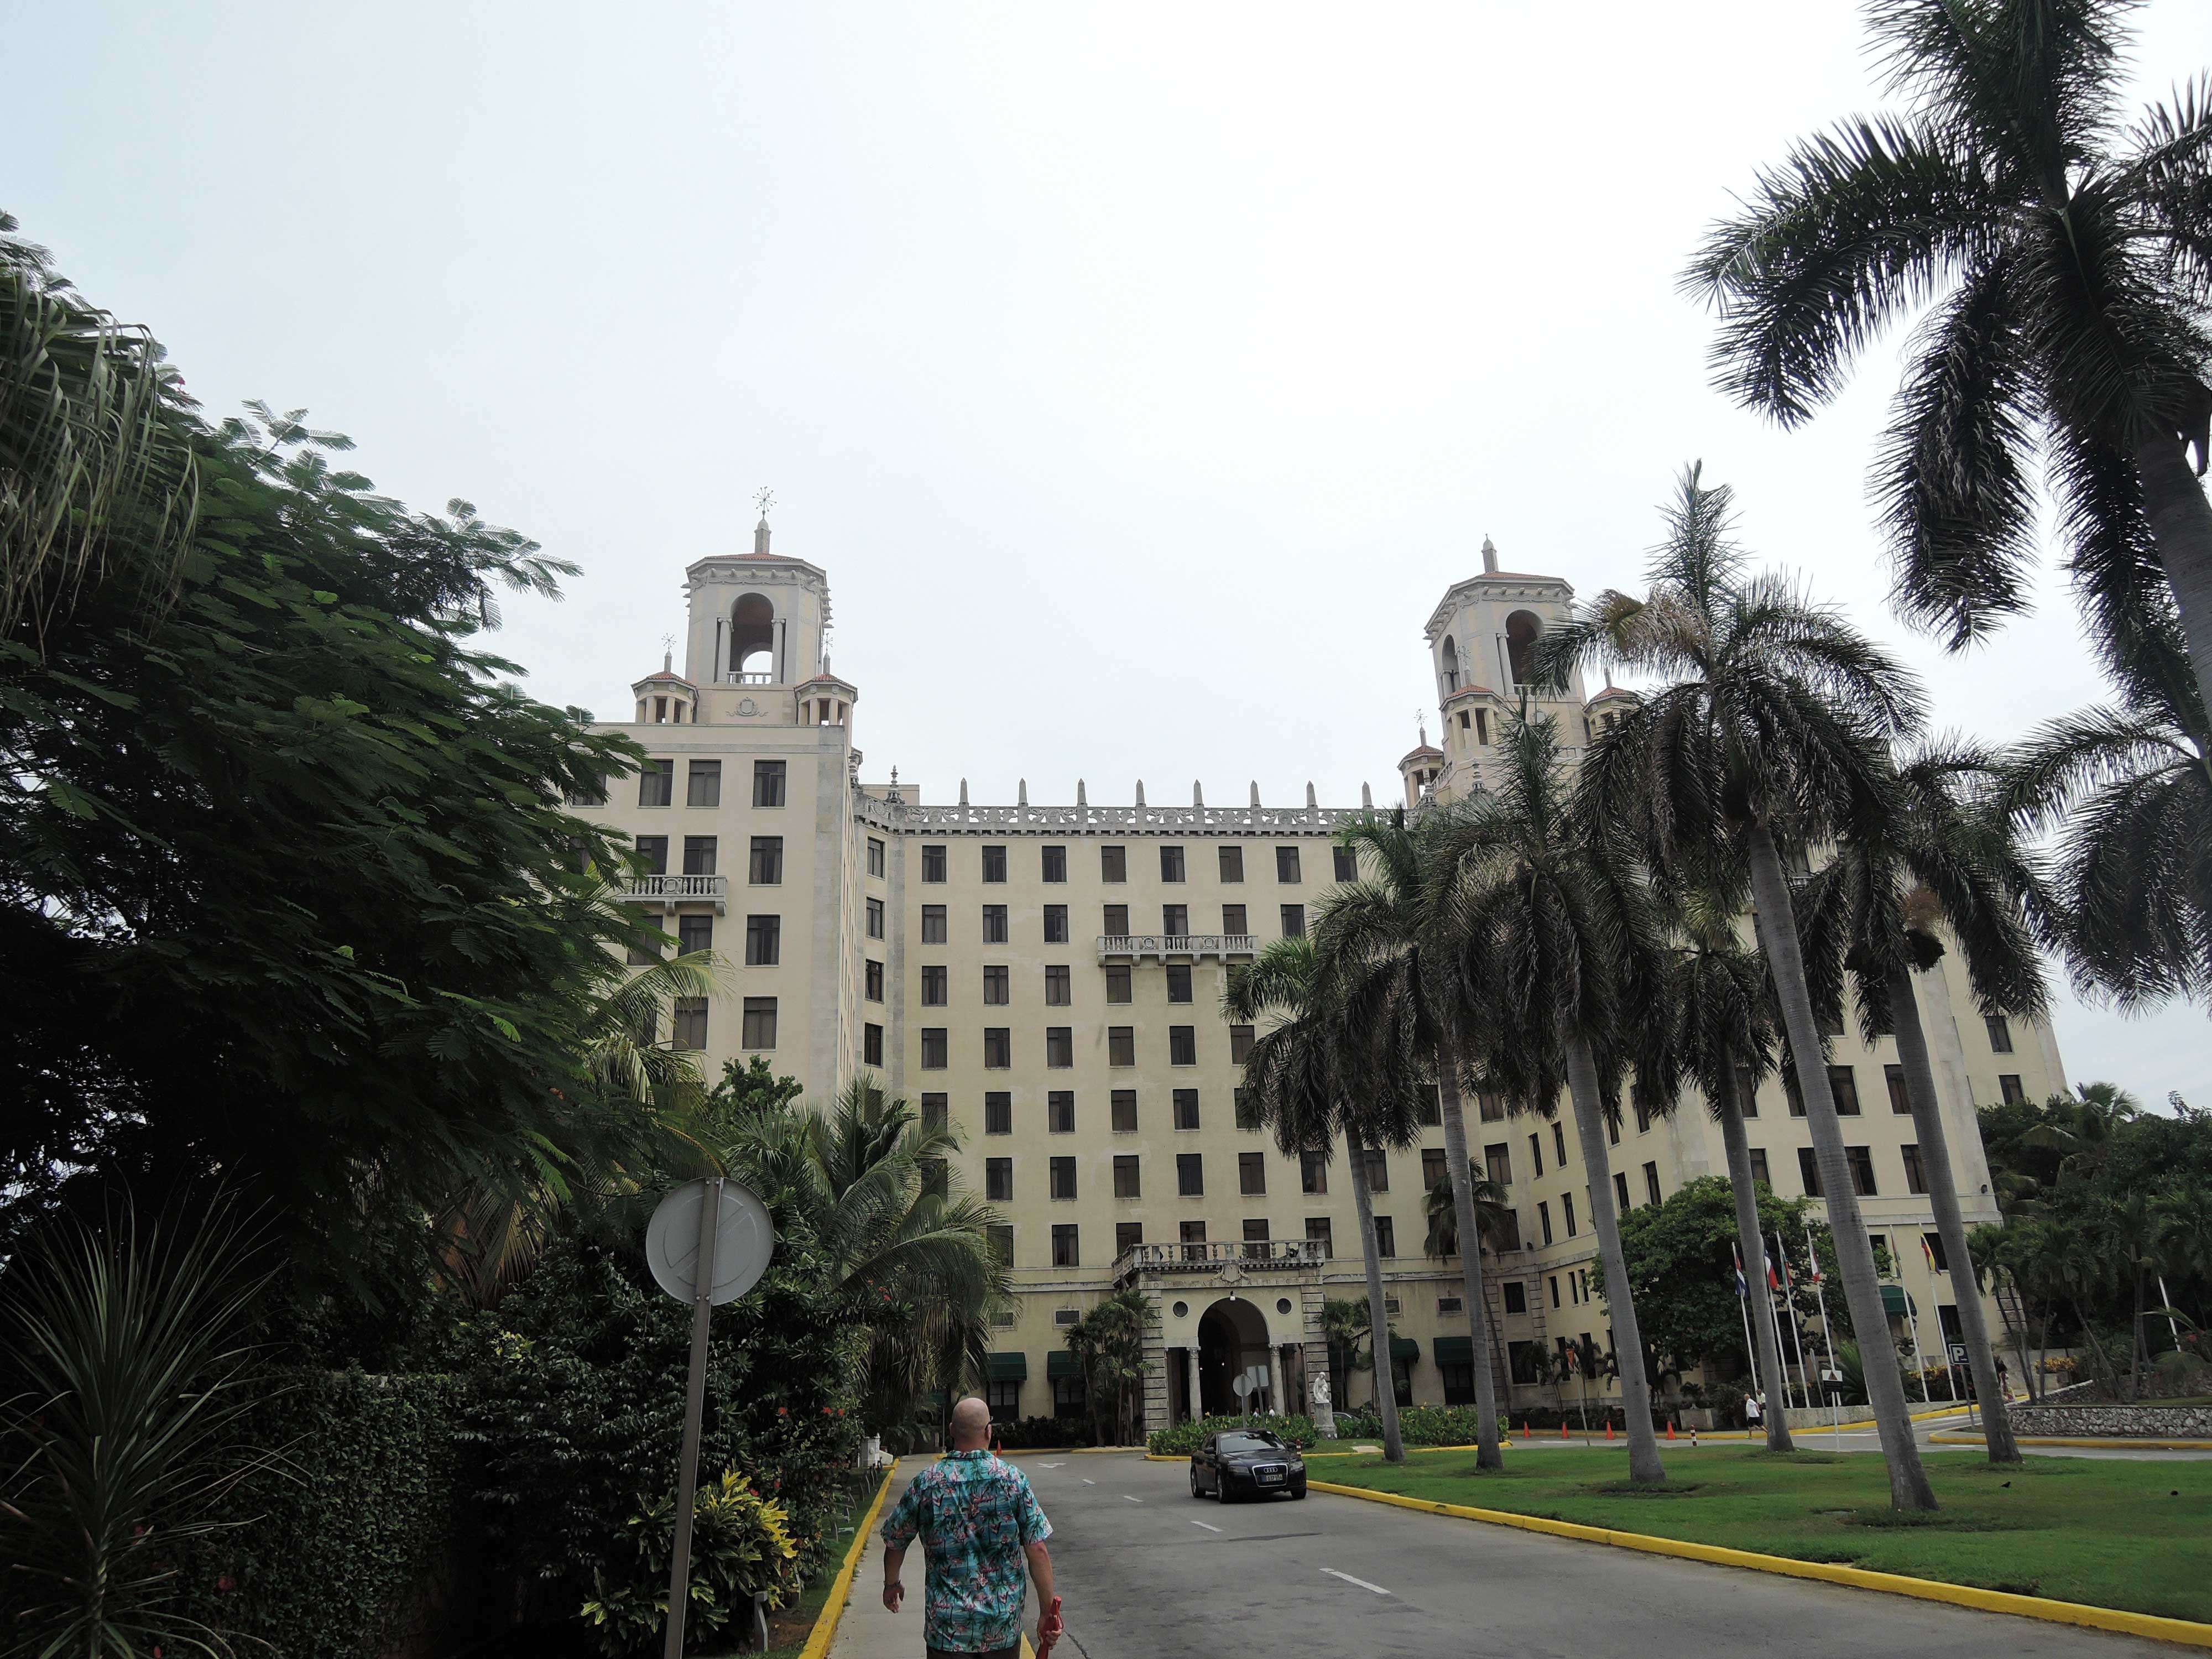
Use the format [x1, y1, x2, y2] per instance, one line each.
[1188, 1429, 1307, 1501]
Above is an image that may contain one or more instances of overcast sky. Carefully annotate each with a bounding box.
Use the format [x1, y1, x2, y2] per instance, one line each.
[11, 2, 2209, 1103]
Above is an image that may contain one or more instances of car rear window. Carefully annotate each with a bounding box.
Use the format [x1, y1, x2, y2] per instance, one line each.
[1217, 1432, 1286, 1453]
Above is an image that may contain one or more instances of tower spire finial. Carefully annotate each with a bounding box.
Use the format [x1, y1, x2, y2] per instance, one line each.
[754, 487, 774, 555]
[1481, 534, 1498, 575]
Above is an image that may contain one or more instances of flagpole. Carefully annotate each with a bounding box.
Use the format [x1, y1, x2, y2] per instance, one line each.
[1775, 1232, 1814, 1415]
[1923, 1234, 1959, 1402]
[1761, 1243, 1798, 1410]
[1892, 1232, 1933, 1404]
[1733, 1241, 1766, 1429]
[1803, 1223, 1838, 1443]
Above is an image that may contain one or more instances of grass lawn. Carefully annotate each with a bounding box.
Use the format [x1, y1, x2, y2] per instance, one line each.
[1314, 1446, 2212, 1623]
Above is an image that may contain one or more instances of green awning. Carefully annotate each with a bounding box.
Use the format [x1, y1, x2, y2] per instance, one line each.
[1433, 1336, 1473, 1365]
[1880, 1284, 1918, 1318]
[988, 1352, 1027, 1381]
[1389, 1336, 1420, 1364]
[1046, 1351, 1083, 1379]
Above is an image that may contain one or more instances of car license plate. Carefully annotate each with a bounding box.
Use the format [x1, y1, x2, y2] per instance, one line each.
[1256, 1467, 1283, 1484]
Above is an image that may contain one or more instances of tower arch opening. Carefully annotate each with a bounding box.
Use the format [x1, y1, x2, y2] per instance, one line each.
[1440, 635, 1459, 694]
[731, 593, 775, 681]
[1504, 609, 1542, 686]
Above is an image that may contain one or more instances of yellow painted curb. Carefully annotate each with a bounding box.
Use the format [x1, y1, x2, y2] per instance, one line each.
[796, 1460, 898, 1659]
[1305, 1478, 2212, 1648]
[1931, 1431, 2212, 1452]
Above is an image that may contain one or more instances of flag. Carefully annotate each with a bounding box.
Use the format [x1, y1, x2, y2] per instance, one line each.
[1733, 1242, 1747, 1299]
[1921, 1233, 1936, 1270]
[1764, 1250, 1782, 1293]
[1804, 1241, 1823, 1285]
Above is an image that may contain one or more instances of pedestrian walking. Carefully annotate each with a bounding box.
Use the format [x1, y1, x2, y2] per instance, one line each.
[1744, 1391, 1762, 1431]
[881, 1396, 1061, 1659]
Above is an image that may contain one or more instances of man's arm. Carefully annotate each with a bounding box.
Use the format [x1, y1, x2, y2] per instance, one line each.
[881, 1542, 907, 1613]
[1024, 1540, 1056, 1640]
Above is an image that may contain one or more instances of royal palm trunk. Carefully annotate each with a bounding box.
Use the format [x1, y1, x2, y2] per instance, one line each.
[1345, 1125, 1405, 1462]
[1745, 822, 1939, 1510]
[1886, 963, 2020, 1463]
[1717, 1092, 1794, 1451]
[1434, 1029, 1505, 1468]
[1563, 1035, 1666, 1484]
[2136, 434, 2212, 719]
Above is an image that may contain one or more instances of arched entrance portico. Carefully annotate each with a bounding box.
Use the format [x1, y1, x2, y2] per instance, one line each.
[1196, 1296, 1275, 1417]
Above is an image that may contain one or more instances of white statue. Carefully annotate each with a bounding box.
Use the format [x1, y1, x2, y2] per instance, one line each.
[1308, 1371, 1336, 1436]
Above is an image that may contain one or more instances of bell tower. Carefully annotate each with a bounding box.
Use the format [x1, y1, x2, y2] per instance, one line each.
[674, 505, 853, 732]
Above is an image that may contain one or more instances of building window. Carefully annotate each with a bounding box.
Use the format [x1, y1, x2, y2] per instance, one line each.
[1830, 1065, 1861, 1115]
[1044, 905, 1069, 943]
[1180, 1220, 1208, 1258]
[1112, 1089, 1138, 1133]
[1050, 1156, 1077, 1199]
[985, 1092, 1012, 1134]
[984, 1028, 1011, 1068]
[1361, 1147, 1388, 1192]
[1608, 1110, 1620, 1147]
[1748, 1147, 1771, 1188]
[1846, 1145, 1879, 1196]
[1052, 1225, 1079, 1267]
[633, 834, 669, 876]
[1924, 1230, 1949, 1273]
[1105, 966, 1133, 1004]
[1305, 1217, 1334, 1258]
[752, 760, 786, 808]
[1785, 1071, 1807, 1117]
[1100, 845, 1126, 883]
[865, 959, 883, 1000]
[1276, 846, 1302, 883]
[1985, 1014, 2014, 1053]
[1115, 1221, 1143, 1255]
[983, 965, 1010, 1005]
[1548, 1277, 1561, 1310]
[638, 759, 674, 808]
[982, 844, 1007, 883]
[1045, 966, 1071, 1007]
[987, 1379, 1021, 1424]
[1797, 1147, 1822, 1197]
[1504, 1281, 1528, 1316]
[1042, 844, 1067, 883]
[1218, 846, 1244, 882]
[982, 905, 1008, 944]
[1046, 1027, 1073, 1068]
[921, 1094, 948, 1136]
[1280, 904, 1305, 938]
[741, 997, 777, 1049]
[863, 1022, 883, 1066]
[1242, 1219, 1271, 1256]
[921, 844, 946, 883]
[1416, 1086, 1442, 1128]
[921, 1028, 948, 1069]
[1422, 1149, 1448, 1191]
[1333, 846, 1357, 881]
[745, 914, 780, 966]
[1239, 1151, 1266, 1195]
[1999, 1073, 2026, 1104]
[1161, 845, 1186, 882]
[1166, 964, 1193, 1003]
[1114, 1155, 1141, 1198]
[1103, 903, 1130, 936]
[1301, 1151, 1329, 1194]
[1528, 1133, 1543, 1180]
[686, 759, 721, 807]
[988, 1224, 1013, 1264]
[1373, 1216, 1396, 1258]
[1903, 1143, 1928, 1194]
[1222, 902, 1248, 935]
[1735, 1068, 1760, 1118]
[921, 905, 947, 944]
[867, 836, 885, 877]
[1633, 1087, 1654, 1135]
[1886, 1064, 1911, 1114]
[1229, 1024, 1255, 1063]
[1162, 903, 1189, 935]
[1485, 1142, 1512, 1187]
[672, 998, 708, 1051]
[866, 896, 885, 939]
[1108, 1027, 1135, 1067]
[748, 836, 782, 884]
[1168, 1026, 1197, 1066]
[1614, 1171, 1631, 1211]
[1537, 1201, 1553, 1245]
[1552, 1121, 1568, 1166]
[677, 837, 717, 878]
[921, 966, 947, 1006]
[1562, 1192, 1577, 1237]
[678, 915, 713, 956]
[987, 1158, 1013, 1201]
[1494, 1209, 1522, 1250]
[1177, 1154, 1203, 1196]
[1644, 1161, 1662, 1207]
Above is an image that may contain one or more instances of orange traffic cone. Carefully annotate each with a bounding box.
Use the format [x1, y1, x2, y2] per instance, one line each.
[1605, 1420, 1615, 1441]
[1559, 1420, 1569, 1439]
[1666, 1421, 1676, 1441]
[1518, 1421, 1527, 1441]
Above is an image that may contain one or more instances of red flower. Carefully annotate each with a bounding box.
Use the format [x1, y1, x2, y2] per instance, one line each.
[217, 1575, 236, 1594]
[778, 1406, 787, 1416]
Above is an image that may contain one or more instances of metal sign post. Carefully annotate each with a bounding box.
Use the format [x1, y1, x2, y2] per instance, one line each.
[645, 1178, 776, 1659]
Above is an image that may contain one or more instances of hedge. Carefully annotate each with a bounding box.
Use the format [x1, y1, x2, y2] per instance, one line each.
[1145, 1414, 1321, 1455]
[1328, 1406, 1510, 1446]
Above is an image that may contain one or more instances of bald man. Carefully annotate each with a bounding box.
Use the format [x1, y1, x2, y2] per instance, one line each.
[880, 1396, 1058, 1659]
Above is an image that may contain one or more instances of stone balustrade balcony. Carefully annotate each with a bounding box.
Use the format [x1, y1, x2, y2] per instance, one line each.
[1116, 1239, 1324, 1277]
[618, 873, 728, 913]
[1095, 933, 1258, 964]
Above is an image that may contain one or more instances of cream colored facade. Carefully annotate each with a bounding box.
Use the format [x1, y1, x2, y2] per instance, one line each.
[570, 524, 2063, 1433]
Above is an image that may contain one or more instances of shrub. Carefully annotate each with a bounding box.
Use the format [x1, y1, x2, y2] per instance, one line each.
[580, 1470, 801, 1657]
[1145, 1414, 1319, 1455]
[1327, 1406, 1508, 1446]
[994, 1415, 1095, 1450]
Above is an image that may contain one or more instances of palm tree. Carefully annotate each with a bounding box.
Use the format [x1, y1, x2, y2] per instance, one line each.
[2000, 641, 2212, 1011]
[1796, 741, 2043, 1463]
[1537, 465, 1940, 1509]
[1322, 806, 1506, 1469]
[1685, 1, 2212, 713]
[1319, 1298, 1383, 1415]
[1645, 888, 1796, 1452]
[1067, 1287, 1156, 1446]
[1224, 936, 1413, 1462]
[1420, 1164, 1512, 1262]
[1438, 708, 1671, 1483]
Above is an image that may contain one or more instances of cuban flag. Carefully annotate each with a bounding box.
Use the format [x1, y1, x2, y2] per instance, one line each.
[1733, 1242, 1747, 1299]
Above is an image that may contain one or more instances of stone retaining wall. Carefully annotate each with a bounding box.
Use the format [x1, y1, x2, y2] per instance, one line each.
[2008, 1403, 2212, 1439]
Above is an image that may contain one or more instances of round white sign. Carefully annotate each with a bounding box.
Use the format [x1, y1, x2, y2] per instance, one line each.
[645, 1178, 776, 1306]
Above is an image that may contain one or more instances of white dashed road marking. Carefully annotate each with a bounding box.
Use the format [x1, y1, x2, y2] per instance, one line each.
[1321, 1569, 1391, 1596]
[1082, 1479, 1095, 1485]
[1123, 1494, 1142, 1503]
[1190, 1519, 1222, 1533]
[1039, 1460, 1067, 1469]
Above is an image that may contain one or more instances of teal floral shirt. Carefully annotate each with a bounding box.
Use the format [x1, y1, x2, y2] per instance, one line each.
[881, 1450, 1051, 1653]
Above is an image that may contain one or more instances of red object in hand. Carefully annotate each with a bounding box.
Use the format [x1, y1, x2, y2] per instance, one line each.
[1035, 1594, 1064, 1657]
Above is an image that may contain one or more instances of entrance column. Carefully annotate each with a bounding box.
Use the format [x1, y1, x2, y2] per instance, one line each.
[1267, 1345, 1285, 1416]
[1185, 1346, 1201, 1423]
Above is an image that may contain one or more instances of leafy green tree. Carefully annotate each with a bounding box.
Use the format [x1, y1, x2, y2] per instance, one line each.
[1443, 709, 1672, 1483]
[1539, 464, 1939, 1508]
[1066, 1287, 1156, 1446]
[1226, 937, 1412, 1462]
[1419, 1162, 1512, 1262]
[1319, 1296, 1385, 1412]
[1686, 0, 2212, 717]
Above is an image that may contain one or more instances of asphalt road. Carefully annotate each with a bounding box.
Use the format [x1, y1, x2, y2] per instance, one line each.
[1002, 1451, 2174, 1659]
